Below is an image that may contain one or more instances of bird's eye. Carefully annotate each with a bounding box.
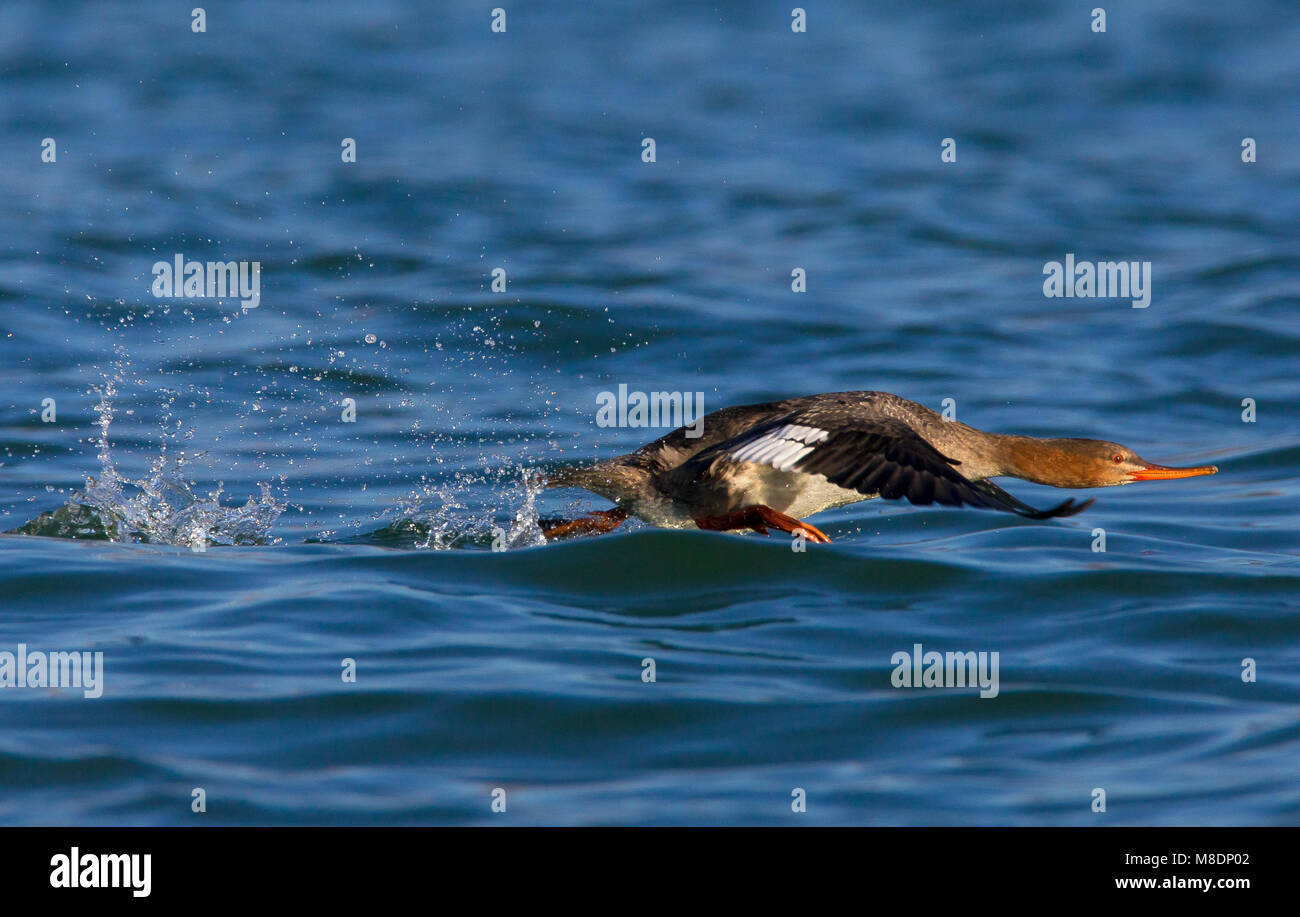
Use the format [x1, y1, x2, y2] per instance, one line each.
[1112, 453, 1124, 464]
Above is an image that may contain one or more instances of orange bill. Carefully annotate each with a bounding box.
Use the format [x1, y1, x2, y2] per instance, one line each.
[1128, 463, 1218, 481]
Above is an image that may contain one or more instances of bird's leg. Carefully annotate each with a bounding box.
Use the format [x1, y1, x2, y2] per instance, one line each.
[540, 507, 629, 540]
[695, 505, 831, 544]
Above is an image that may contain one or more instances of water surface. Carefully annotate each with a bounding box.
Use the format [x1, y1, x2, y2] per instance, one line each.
[1, 0, 1297, 825]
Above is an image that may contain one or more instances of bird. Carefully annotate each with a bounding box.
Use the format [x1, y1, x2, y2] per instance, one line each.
[540, 390, 1218, 543]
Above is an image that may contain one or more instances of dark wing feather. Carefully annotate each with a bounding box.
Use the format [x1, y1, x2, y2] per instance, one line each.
[967, 478, 1093, 519]
[682, 412, 1089, 520]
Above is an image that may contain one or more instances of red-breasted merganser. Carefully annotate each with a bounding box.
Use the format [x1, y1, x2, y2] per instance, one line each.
[542, 391, 1218, 543]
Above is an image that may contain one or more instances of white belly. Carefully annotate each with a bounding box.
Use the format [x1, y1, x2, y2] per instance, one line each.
[630, 466, 869, 528]
[747, 466, 868, 517]
[781, 476, 870, 518]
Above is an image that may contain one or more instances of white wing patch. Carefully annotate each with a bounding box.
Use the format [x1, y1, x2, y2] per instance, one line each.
[728, 423, 830, 472]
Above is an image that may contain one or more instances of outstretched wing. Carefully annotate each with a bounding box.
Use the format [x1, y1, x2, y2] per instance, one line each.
[676, 412, 1090, 519]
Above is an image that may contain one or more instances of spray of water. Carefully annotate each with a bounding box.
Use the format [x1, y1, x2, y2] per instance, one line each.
[15, 381, 284, 548]
[344, 464, 547, 550]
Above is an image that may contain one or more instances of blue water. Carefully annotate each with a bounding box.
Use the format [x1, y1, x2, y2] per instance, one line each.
[1, 0, 1298, 825]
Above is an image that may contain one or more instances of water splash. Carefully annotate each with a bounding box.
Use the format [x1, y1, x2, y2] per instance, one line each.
[504, 469, 548, 548]
[11, 381, 284, 548]
[334, 466, 548, 550]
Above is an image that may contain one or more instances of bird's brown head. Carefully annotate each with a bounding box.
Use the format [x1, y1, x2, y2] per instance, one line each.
[1009, 438, 1219, 489]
